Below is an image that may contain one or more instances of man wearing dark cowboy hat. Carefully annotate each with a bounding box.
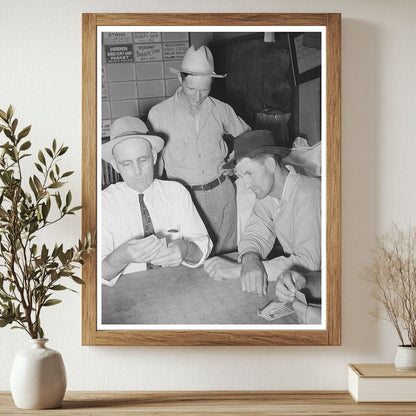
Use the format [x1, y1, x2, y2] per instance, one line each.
[101, 116, 212, 286]
[204, 130, 321, 300]
[148, 45, 250, 255]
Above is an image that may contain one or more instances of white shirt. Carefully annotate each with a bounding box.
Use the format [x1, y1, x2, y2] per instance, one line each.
[101, 179, 213, 286]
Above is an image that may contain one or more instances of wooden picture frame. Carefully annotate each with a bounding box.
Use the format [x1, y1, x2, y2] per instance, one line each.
[82, 13, 341, 346]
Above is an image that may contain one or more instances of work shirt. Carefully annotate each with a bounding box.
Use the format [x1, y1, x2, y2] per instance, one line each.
[238, 166, 321, 280]
[148, 88, 250, 185]
[101, 179, 213, 286]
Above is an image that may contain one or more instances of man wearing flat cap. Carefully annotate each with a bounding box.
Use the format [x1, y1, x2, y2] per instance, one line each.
[101, 116, 212, 287]
[148, 45, 250, 255]
[204, 130, 321, 299]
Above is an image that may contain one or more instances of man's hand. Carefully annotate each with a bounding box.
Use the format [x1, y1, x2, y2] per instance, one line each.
[151, 241, 186, 267]
[102, 235, 164, 281]
[204, 256, 241, 281]
[275, 270, 306, 303]
[118, 235, 164, 264]
[240, 252, 267, 295]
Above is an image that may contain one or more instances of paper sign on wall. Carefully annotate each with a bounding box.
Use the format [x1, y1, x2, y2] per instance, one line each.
[105, 45, 134, 63]
[163, 42, 189, 60]
[134, 44, 163, 62]
[134, 32, 161, 43]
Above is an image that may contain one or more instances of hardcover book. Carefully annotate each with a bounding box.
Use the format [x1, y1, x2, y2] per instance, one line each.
[348, 364, 416, 402]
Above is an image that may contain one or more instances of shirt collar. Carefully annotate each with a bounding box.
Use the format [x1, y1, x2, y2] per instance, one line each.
[280, 165, 299, 203]
[122, 180, 156, 201]
[173, 87, 213, 115]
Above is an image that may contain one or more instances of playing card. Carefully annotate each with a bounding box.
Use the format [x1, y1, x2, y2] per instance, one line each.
[295, 289, 307, 305]
[257, 301, 294, 321]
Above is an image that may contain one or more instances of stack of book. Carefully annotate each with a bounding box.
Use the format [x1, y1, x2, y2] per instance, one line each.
[348, 364, 416, 402]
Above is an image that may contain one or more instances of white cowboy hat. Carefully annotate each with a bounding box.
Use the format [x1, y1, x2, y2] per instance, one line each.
[169, 45, 226, 78]
[102, 116, 164, 163]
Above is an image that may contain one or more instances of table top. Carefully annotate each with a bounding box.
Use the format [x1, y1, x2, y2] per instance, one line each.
[101, 264, 299, 326]
[1, 391, 416, 415]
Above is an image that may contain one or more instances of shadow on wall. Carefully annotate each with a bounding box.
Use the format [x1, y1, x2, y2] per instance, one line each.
[341, 19, 382, 355]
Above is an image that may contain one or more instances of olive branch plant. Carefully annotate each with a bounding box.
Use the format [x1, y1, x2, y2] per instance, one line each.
[0, 105, 94, 339]
[362, 223, 416, 347]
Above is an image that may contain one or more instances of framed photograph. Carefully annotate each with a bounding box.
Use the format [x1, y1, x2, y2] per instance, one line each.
[82, 13, 341, 346]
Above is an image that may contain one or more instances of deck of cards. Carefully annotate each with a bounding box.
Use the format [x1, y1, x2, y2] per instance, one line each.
[257, 301, 294, 321]
[257, 289, 308, 321]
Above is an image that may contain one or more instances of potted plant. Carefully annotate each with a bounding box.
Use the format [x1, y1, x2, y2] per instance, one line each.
[363, 223, 416, 370]
[0, 105, 94, 408]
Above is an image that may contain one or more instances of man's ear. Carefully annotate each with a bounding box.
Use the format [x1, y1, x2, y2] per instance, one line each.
[152, 149, 158, 165]
[264, 156, 277, 172]
[177, 73, 183, 85]
[110, 159, 119, 173]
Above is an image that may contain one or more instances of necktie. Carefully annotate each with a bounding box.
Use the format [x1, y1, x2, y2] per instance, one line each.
[138, 193, 157, 270]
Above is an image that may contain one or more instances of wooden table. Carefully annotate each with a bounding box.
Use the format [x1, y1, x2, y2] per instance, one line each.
[102, 264, 299, 325]
[1, 391, 416, 415]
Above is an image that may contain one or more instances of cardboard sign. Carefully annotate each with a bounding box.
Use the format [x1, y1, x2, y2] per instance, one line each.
[105, 45, 134, 63]
[134, 44, 162, 62]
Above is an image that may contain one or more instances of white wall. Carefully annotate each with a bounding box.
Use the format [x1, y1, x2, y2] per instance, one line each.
[1, 0, 416, 391]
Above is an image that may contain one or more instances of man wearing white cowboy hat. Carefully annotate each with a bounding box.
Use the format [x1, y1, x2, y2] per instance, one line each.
[148, 45, 250, 256]
[204, 130, 321, 300]
[101, 116, 212, 286]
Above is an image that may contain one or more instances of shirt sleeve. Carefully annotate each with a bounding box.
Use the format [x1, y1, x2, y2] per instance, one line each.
[221, 102, 251, 136]
[238, 201, 276, 260]
[265, 189, 321, 280]
[174, 184, 213, 267]
[239, 188, 321, 281]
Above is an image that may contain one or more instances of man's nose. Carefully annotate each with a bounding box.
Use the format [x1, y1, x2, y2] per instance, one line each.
[132, 161, 142, 174]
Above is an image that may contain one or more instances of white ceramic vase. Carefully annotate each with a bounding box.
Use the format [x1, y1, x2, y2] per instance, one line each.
[394, 345, 416, 371]
[10, 338, 67, 409]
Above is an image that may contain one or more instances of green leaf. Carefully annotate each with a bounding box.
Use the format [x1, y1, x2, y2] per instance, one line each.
[71, 276, 85, 285]
[19, 140, 31, 151]
[58, 146, 68, 156]
[33, 175, 43, 192]
[52, 139, 57, 152]
[65, 191, 72, 207]
[61, 171, 74, 178]
[50, 285, 68, 291]
[0, 109, 7, 121]
[55, 192, 62, 208]
[38, 150, 46, 165]
[0, 317, 13, 327]
[18, 125, 31, 140]
[43, 299, 62, 307]
[45, 148, 53, 158]
[34, 162, 43, 173]
[6, 105, 14, 121]
[38, 325, 44, 339]
[48, 182, 64, 189]
[11, 118, 18, 133]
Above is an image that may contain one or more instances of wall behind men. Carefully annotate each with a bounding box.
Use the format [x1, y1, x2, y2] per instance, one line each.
[1, 0, 416, 391]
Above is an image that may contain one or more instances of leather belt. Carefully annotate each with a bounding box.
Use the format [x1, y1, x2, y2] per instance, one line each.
[190, 175, 226, 191]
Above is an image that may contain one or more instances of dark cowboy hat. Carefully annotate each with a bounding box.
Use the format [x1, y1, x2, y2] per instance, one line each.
[223, 130, 291, 169]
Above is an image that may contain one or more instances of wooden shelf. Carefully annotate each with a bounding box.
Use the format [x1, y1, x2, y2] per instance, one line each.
[2, 391, 416, 415]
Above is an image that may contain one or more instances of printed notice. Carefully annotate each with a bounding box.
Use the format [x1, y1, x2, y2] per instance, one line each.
[102, 119, 111, 138]
[105, 45, 134, 63]
[134, 44, 162, 62]
[103, 32, 133, 45]
[163, 42, 189, 60]
[134, 32, 161, 43]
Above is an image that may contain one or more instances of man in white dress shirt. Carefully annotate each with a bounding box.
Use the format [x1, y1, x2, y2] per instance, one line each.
[101, 116, 212, 286]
